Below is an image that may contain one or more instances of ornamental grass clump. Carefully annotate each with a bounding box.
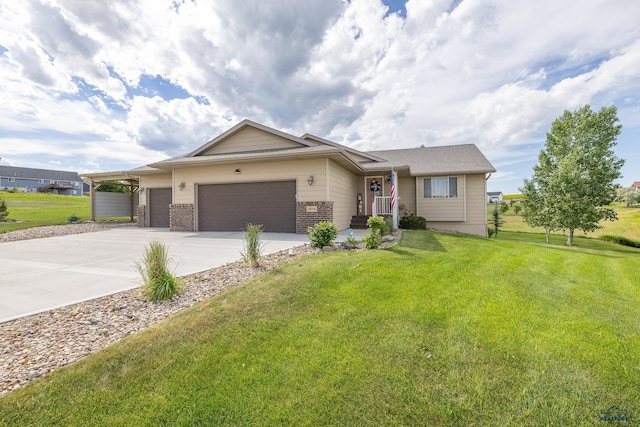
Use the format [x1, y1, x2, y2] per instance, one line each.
[241, 223, 264, 268]
[136, 240, 182, 302]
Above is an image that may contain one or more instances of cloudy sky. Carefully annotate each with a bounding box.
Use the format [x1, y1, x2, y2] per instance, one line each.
[1, 0, 639, 193]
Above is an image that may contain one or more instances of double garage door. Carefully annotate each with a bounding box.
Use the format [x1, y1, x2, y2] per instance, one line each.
[197, 181, 296, 233]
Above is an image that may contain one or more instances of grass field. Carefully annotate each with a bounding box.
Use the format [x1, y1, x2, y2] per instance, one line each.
[0, 192, 134, 234]
[0, 192, 90, 233]
[1, 231, 638, 425]
[491, 199, 640, 242]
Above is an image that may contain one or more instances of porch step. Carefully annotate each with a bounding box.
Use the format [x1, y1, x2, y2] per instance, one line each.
[350, 215, 371, 229]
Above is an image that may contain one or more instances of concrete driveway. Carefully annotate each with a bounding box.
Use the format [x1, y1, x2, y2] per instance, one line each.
[0, 227, 311, 323]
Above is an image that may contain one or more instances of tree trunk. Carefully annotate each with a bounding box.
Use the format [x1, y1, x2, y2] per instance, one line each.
[545, 228, 550, 243]
[567, 229, 574, 246]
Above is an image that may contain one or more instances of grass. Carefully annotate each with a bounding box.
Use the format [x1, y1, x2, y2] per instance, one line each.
[1, 231, 638, 425]
[491, 199, 640, 242]
[0, 192, 130, 233]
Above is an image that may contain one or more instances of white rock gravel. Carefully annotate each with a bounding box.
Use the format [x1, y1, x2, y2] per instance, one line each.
[0, 223, 401, 396]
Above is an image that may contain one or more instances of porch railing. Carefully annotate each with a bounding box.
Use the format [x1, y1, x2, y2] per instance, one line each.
[372, 196, 392, 216]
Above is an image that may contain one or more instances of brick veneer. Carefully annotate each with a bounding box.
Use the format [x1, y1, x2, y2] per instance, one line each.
[170, 204, 194, 232]
[296, 201, 333, 233]
[137, 205, 146, 227]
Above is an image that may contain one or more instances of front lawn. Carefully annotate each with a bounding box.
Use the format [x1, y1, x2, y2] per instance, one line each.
[1, 231, 638, 425]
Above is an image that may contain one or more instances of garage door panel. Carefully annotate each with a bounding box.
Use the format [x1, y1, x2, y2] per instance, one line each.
[198, 181, 296, 232]
[149, 188, 171, 227]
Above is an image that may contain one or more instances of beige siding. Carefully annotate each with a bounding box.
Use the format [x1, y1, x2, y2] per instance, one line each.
[464, 174, 488, 227]
[397, 177, 416, 216]
[328, 159, 359, 230]
[416, 176, 465, 221]
[138, 174, 172, 206]
[201, 127, 302, 155]
[172, 158, 328, 205]
[416, 173, 488, 237]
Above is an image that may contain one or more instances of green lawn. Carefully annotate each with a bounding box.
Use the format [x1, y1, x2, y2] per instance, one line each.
[1, 231, 638, 425]
[0, 192, 90, 233]
[491, 200, 640, 242]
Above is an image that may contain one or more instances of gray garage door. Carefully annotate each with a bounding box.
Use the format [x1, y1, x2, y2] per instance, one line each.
[148, 188, 171, 227]
[198, 181, 296, 232]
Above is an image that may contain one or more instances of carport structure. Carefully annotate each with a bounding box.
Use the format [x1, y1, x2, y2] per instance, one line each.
[82, 170, 140, 222]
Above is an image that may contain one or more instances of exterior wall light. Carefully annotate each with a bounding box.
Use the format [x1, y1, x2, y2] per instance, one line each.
[307, 175, 314, 185]
[178, 182, 186, 190]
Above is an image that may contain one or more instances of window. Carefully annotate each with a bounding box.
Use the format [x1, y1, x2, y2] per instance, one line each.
[424, 177, 457, 198]
[8, 177, 15, 182]
[39, 179, 46, 184]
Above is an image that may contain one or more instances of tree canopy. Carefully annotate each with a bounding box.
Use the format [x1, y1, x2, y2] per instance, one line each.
[520, 105, 624, 246]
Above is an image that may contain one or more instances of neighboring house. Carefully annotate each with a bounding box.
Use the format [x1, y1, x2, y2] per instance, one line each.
[486, 191, 503, 203]
[633, 181, 640, 191]
[0, 165, 85, 196]
[83, 120, 496, 236]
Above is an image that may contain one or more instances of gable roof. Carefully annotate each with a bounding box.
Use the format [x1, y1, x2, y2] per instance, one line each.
[0, 165, 83, 182]
[368, 144, 496, 175]
[187, 119, 316, 157]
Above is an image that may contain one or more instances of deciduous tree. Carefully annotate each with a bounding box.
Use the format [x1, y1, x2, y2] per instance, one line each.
[520, 105, 624, 246]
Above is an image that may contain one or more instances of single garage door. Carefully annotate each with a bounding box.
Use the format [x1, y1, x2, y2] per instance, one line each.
[148, 188, 171, 227]
[198, 181, 296, 232]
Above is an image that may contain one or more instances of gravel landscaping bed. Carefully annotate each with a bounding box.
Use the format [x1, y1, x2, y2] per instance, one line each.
[0, 221, 136, 243]
[0, 223, 401, 395]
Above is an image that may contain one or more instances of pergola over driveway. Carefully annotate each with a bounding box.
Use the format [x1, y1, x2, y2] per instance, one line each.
[81, 171, 140, 221]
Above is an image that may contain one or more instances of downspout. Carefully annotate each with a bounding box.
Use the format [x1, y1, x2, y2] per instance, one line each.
[463, 175, 467, 222]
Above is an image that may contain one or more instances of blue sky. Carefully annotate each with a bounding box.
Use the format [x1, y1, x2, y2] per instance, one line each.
[1, 0, 639, 193]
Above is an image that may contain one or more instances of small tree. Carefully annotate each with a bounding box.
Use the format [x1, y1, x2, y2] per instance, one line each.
[499, 202, 509, 214]
[520, 179, 555, 243]
[513, 204, 522, 215]
[0, 198, 8, 222]
[616, 187, 639, 206]
[490, 203, 504, 237]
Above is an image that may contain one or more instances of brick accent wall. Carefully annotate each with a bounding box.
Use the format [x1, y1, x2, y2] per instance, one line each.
[296, 201, 333, 233]
[137, 205, 146, 227]
[170, 204, 194, 232]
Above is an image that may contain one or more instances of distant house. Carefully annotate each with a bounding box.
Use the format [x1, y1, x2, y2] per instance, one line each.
[633, 181, 640, 191]
[0, 165, 85, 196]
[486, 191, 503, 203]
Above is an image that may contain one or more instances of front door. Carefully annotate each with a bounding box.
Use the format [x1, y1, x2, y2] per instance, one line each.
[365, 176, 384, 215]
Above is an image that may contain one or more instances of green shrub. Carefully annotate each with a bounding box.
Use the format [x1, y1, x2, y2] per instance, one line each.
[308, 221, 338, 247]
[362, 229, 382, 249]
[487, 227, 495, 238]
[135, 240, 182, 302]
[345, 236, 359, 245]
[67, 213, 81, 223]
[500, 202, 509, 213]
[0, 198, 8, 222]
[399, 214, 427, 230]
[600, 235, 640, 248]
[513, 205, 522, 215]
[241, 223, 264, 267]
[367, 215, 387, 235]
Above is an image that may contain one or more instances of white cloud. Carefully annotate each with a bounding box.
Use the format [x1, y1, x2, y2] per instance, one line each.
[0, 0, 639, 192]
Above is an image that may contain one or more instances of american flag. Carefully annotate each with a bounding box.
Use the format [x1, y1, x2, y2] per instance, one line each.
[390, 170, 397, 208]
